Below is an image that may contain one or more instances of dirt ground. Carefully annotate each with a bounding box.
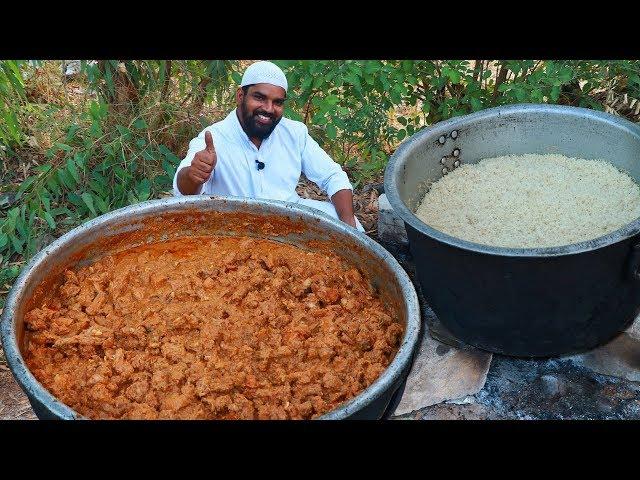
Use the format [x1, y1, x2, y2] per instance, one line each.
[0, 364, 37, 420]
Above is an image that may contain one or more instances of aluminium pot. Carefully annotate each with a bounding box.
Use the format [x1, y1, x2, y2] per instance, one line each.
[384, 103, 640, 357]
[0, 196, 420, 419]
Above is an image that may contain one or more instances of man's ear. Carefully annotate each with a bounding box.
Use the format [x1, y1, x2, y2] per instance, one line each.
[236, 87, 244, 105]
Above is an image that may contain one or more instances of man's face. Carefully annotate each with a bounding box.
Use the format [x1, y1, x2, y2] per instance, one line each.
[237, 83, 286, 140]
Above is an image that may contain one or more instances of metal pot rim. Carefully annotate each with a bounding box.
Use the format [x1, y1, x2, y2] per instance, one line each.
[1, 195, 421, 420]
[384, 103, 640, 258]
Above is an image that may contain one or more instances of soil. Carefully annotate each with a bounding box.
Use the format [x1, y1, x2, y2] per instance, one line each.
[0, 366, 37, 420]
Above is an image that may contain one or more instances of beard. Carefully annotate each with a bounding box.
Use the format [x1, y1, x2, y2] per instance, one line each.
[239, 99, 282, 140]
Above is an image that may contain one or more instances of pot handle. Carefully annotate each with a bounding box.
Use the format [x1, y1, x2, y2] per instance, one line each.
[628, 242, 640, 280]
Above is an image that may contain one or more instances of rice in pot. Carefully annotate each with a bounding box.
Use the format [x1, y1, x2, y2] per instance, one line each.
[415, 154, 640, 248]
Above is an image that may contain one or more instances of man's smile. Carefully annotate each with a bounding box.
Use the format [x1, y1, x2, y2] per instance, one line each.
[254, 112, 274, 125]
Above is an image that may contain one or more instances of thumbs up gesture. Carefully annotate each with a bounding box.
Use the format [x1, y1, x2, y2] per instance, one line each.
[188, 130, 217, 185]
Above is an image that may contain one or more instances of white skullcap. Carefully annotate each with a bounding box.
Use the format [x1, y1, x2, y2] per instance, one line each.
[240, 61, 288, 92]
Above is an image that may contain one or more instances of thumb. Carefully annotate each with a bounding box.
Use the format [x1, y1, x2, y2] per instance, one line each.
[204, 130, 215, 153]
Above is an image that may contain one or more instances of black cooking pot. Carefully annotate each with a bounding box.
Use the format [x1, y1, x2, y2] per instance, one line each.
[384, 104, 640, 357]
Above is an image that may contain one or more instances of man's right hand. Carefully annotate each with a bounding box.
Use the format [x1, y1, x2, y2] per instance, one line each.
[177, 130, 217, 195]
[188, 130, 217, 184]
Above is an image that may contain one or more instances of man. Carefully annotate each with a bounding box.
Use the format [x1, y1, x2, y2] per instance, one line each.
[173, 61, 363, 231]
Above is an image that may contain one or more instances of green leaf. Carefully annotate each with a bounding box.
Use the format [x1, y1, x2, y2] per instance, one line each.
[94, 195, 110, 214]
[55, 142, 72, 152]
[67, 193, 83, 208]
[116, 125, 132, 138]
[34, 164, 52, 175]
[90, 121, 103, 138]
[159, 145, 180, 165]
[550, 85, 561, 102]
[7, 207, 19, 223]
[66, 157, 80, 183]
[558, 67, 573, 83]
[81, 192, 97, 216]
[66, 125, 80, 142]
[326, 124, 337, 140]
[74, 152, 87, 169]
[89, 179, 107, 197]
[447, 69, 461, 84]
[325, 95, 339, 106]
[17, 176, 37, 196]
[470, 97, 483, 111]
[46, 175, 61, 196]
[0, 233, 8, 249]
[133, 118, 148, 130]
[127, 191, 139, 205]
[42, 211, 56, 230]
[15, 218, 28, 238]
[301, 76, 313, 91]
[10, 235, 23, 254]
[56, 168, 76, 190]
[136, 179, 151, 201]
[365, 61, 380, 74]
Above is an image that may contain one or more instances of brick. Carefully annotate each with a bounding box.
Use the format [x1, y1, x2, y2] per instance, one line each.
[377, 194, 408, 244]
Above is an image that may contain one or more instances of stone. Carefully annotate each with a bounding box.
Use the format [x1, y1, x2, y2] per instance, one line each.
[626, 315, 640, 340]
[377, 193, 408, 245]
[63, 60, 82, 79]
[567, 325, 640, 383]
[391, 330, 493, 417]
[538, 374, 567, 397]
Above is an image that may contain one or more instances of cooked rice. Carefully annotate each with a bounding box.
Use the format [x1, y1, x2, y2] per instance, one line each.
[415, 154, 640, 248]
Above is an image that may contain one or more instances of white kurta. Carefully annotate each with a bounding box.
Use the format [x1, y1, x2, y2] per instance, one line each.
[173, 109, 363, 230]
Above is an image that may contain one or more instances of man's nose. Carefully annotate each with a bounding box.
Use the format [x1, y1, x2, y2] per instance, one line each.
[262, 100, 275, 113]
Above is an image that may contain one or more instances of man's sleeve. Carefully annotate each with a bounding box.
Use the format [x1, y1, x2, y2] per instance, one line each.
[172, 129, 209, 196]
[300, 125, 353, 198]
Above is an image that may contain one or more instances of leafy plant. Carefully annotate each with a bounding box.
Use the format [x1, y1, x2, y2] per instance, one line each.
[0, 60, 27, 153]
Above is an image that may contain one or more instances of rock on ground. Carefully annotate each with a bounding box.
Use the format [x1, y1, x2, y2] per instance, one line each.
[391, 331, 492, 417]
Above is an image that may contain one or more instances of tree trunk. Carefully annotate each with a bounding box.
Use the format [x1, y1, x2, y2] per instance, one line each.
[493, 63, 509, 102]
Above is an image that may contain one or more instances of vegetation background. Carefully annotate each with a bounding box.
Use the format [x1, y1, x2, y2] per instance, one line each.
[1, 59, 640, 312]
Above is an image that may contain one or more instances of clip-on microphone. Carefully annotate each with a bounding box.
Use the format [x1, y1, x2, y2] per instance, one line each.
[255, 159, 265, 171]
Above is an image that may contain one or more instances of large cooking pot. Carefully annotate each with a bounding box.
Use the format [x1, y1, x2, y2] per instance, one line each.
[384, 103, 640, 357]
[0, 196, 420, 419]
